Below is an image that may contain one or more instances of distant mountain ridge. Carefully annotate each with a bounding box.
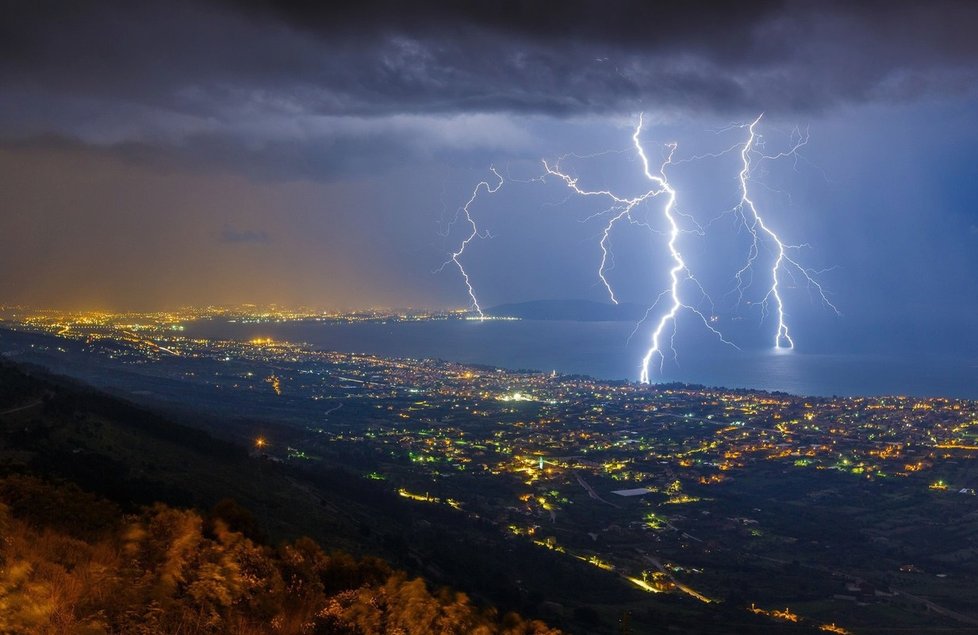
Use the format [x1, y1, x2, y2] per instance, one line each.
[486, 299, 648, 321]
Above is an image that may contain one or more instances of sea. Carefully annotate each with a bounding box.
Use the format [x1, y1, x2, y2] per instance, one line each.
[183, 319, 978, 400]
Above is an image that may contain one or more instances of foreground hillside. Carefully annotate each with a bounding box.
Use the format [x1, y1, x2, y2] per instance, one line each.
[0, 475, 557, 634]
[0, 360, 826, 634]
[0, 361, 558, 633]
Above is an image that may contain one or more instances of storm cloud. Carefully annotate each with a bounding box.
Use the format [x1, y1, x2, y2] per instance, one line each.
[1, 0, 977, 165]
[1, 0, 977, 338]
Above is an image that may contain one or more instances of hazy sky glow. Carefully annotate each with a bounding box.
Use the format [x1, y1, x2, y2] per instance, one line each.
[1, 0, 977, 356]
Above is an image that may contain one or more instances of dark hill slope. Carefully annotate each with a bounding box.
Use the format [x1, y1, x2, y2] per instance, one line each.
[0, 474, 559, 634]
[0, 361, 818, 635]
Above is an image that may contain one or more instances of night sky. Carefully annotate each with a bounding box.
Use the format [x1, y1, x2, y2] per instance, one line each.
[2, 1, 977, 356]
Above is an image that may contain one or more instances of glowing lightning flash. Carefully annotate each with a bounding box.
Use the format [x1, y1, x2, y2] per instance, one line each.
[632, 119, 737, 383]
[440, 115, 837, 384]
[438, 168, 504, 319]
[542, 162, 638, 305]
[735, 115, 839, 349]
[545, 115, 736, 383]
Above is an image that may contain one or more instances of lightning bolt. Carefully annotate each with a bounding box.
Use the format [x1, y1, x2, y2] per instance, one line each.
[442, 115, 836, 381]
[734, 114, 839, 349]
[632, 119, 736, 383]
[542, 163, 637, 304]
[437, 168, 503, 319]
[545, 115, 736, 383]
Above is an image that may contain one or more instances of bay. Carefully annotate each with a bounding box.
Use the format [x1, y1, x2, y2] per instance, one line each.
[183, 319, 978, 399]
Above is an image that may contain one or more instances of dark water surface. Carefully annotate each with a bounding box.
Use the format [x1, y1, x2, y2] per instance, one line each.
[183, 319, 978, 399]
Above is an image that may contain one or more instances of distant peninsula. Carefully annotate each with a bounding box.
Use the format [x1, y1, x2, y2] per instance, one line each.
[485, 299, 649, 322]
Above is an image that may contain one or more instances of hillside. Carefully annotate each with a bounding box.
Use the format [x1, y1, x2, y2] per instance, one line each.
[0, 475, 560, 634]
[0, 362, 564, 633]
[0, 361, 823, 634]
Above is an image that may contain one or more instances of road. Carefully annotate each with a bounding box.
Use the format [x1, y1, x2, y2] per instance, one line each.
[574, 471, 620, 508]
[0, 399, 43, 416]
[638, 551, 713, 604]
[755, 555, 978, 627]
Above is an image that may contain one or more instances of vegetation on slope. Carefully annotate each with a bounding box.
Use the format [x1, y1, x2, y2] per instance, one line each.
[0, 475, 559, 634]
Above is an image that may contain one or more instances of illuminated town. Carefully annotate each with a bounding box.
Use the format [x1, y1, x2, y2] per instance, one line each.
[2, 306, 977, 633]
[4, 2, 977, 633]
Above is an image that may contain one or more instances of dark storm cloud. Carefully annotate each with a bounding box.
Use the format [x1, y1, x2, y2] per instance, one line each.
[1, 0, 977, 130]
[0, 0, 976, 186]
[1, 0, 977, 339]
[242, 0, 978, 115]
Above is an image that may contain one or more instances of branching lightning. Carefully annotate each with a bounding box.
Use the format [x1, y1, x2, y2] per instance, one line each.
[734, 114, 839, 349]
[545, 115, 736, 383]
[437, 167, 504, 319]
[436, 114, 838, 384]
[542, 162, 637, 305]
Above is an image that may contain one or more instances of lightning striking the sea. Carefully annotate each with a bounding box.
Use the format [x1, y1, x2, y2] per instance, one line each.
[438, 114, 836, 383]
[734, 115, 839, 349]
[545, 115, 736, 383]
[438, 168, 504, 319]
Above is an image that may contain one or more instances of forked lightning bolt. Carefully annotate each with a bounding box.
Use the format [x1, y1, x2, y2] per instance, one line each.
[631, 118, 737, 382]
[542, 154, 644, 304]
[438, 168, 504, 319]
[545, 115, 736, 383]
[438, 115, 837, 382]
[735, 114, 838, 349]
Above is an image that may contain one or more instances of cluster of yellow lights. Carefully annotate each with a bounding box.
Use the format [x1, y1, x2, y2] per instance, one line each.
[749, 604, 799, 622]
[266, 375, 282, 396]
[573, 554, 614, 571]
[397, 488, 462, 510]
[625, 576, 664, 594]
[665, 494, 702, 505]
[749, 605, 851, 632]
[698, 474, 725, 485]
